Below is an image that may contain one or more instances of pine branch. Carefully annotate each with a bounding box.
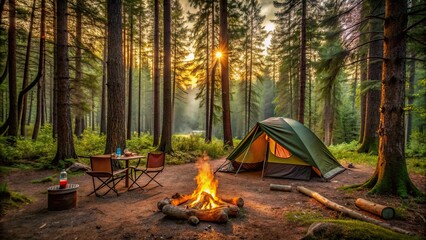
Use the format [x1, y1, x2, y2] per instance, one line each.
[344, 56, 386, 67]
[405, 57, 426, 63]
[407, 35, 426, 46]
[347, 38, 384, 52]
[404, 17, 426, 33]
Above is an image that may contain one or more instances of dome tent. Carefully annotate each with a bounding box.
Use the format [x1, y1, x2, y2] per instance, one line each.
[225, 117, 345, 180]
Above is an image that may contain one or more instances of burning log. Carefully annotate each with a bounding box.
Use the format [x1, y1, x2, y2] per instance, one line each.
[158, 156, 245, 225]
[220, 196, 244, 208]
[162, 204, 229, 224]
[157, 193, 192, 211]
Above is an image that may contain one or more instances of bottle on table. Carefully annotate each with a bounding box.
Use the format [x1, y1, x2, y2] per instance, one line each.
[59, 169, 67, 189]
[116, 147, 121, 157]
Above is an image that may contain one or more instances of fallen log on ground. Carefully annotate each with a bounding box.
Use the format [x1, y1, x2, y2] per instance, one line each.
[355, 198, 395, 220]
[270, 184, 292, 192]
[296, 186, 413, 235]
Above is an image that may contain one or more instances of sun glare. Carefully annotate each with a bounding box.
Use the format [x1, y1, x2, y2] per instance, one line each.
[215, 51, 222, 58]
[185, 53, 195, 61]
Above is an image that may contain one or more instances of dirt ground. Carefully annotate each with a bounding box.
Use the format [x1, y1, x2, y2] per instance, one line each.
[1, 158, 425, 240]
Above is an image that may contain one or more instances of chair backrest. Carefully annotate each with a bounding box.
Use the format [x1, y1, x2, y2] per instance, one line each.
[90, 156, 113, 173]
[147, 152, 165, 169]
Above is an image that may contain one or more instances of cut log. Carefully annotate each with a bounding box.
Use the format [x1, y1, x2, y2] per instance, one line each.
[157, 197, 171, 211]
[188, 215, 200, 225]
[162, 204, 229, 223]
[170, 193, 192, 206]
[270, 184, 292, 192]
[296, 186, 413, 235]
[223, 205, 239, 217]
[220, 196, 244, 208]
[355, 198, 395, 220]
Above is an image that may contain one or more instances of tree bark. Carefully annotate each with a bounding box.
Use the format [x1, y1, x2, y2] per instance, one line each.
[406, 55, 415, 144]
[52, 0, 57, 138]
[359, 52, 367, 143]
[105, 0, 126, 160]
[127, 12, 134, 140]
[205, 11, 210, 142]
[153, 0, 160, 146]
[100, 18, 107, 135]
[74, 0, 84, 139]
[53, 0, 77, 163]
[32, 80, 42, 140]
[358, 0, 384, 154]
[6, 0, 18, 140]
[362, 0, 421, 198]
[157, 0, 172, 153]
[219, 0, 233, 148]
[20, 0, 37, 137]
[298, 0, 306, 124]
[138, 13, 142, 137]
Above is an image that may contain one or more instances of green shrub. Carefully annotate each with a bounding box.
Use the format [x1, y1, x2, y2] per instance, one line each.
[407, 131, 426, 157]
[74, 130, 106, 156]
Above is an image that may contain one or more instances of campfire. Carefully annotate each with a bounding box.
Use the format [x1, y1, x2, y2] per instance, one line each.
[157, 155, 244, 225]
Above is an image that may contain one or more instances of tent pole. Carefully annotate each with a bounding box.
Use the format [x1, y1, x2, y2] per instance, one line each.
[235, 126, 259, 176]
[261, 141, 269, 180]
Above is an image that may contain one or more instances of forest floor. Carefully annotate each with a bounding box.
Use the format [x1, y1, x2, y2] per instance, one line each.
[1, 157, 425, 240]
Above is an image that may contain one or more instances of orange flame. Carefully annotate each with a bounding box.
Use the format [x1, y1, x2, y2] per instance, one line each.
[189, 155, 221, 210]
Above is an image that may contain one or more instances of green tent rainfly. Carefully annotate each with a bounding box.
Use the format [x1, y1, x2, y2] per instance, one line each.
[226, 117, 345, 180]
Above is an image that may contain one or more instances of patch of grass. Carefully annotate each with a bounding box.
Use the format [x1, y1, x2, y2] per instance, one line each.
[31, 176, 54, 184]
[0, 166, 17, 174]
[329, 141, 426, 175]
[0, 183, 32, 216]
[284, 209, 326, 226]
[285, 209, 422, 240]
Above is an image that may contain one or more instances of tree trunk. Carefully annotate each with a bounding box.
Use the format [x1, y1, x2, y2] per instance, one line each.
[208, 61, 216, 143]
[105, 0, 126, 159]
[207, 2, 215, 143]
[359, 52, 367, 143]
[153, 0, 160, 146]
[74, 0, 83, 139]
[100, 19, 107, 135]
[27, 91, 33, 125]
[32, 80, 42, 140]
[205, 13, 210, 142]
[6, 0, 18, 140]
[298, 0, 306, 124]
[53, 0, 77, 163]
[219, 0, 233, 148]
[248, 1, 253, 132]
[157, 0, 172, 153]
[362, 0, 421, 198]
[52, 0, 58, 138]
[127, 13, 134, 140]
[406, 55, 415, 144]
[138, 13, 142, 137]
[358, 0, 384, 154]
[20, 0, 37, 137]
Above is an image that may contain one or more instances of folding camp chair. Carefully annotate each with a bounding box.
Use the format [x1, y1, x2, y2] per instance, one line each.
[128, 152, 165, 191]
[86, 156, 128, 197]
